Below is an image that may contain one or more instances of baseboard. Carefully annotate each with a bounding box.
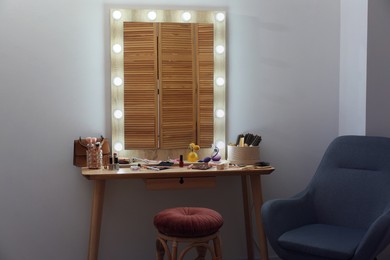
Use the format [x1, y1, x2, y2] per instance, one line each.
[233, 257, 281, 260]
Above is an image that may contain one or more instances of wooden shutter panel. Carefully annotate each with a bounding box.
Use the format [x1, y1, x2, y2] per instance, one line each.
[159, 23, 196, 149]
[123, 22, 158, 149]
[196, 24, 214, 147]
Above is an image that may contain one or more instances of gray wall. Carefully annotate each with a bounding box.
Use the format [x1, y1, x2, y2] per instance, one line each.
[366, 1, 390, 256]
[0, 0, 342, 259]
[366, 0, 390, 137]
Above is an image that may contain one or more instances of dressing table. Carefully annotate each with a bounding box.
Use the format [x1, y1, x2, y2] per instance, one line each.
[81, 165, 274, 260]
[98, 8, 273, 260]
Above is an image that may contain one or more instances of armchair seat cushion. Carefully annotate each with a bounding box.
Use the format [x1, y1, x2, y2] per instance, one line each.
[278, 224, 366, 260]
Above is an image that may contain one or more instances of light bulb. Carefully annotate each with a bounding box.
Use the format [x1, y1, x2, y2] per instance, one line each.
[112, 10, 122, 20]
[216, 77, 225, 86]
[182, 12, 191, 21]
[114, 142, 123, 151]
[147, 11, 157, 21]
[112, 44, 122, 53]
[215, 45, 225, 54]
[216, 109, 225, 118]
[113, 109, 123, 119]
[215, 12, 225, 22]
[113, 77, 123, 86]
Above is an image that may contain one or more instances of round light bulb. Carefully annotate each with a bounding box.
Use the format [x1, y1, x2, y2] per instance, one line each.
[147, 11, 157, 21]
[215, 45, 225, 54]
[113, 109, 123, 119]
[113, 77, 123, 86]
[112, 44, 122, 53]
[112, 10, 122, 20]
[216, 77, 225, 86]
[216, 141, 225, 150]
[182, 12, 191, 21]
[216, 109, 225, 118]
[114, 142, 123, 151]
[215, 12, 225, 22]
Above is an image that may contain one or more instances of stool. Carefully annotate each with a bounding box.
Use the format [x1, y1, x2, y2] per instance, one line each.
[153, 207, 224, 260]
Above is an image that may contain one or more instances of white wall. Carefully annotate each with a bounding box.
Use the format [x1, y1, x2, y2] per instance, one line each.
[0, 0, 341, 259]
[339, 0, 367, 136]
[228, 0, 340, 199]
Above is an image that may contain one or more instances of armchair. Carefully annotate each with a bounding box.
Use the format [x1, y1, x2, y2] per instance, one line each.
[262, 135, 390, 260]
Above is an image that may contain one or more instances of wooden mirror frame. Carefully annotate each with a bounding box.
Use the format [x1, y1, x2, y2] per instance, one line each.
[110, 9, 226, 159]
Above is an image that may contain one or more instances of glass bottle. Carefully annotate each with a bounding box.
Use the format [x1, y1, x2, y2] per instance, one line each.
[87, 142, 102, 169]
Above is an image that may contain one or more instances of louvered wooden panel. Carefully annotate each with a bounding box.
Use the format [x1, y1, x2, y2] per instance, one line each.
[123, 22, 158, 149]
[196, 24, 214, 147]
[159, 23, 196, 149]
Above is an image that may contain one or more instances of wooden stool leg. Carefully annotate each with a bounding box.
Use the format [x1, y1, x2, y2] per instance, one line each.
[213, 235, 222, 260]
[195, 245, 207, 260]
[156, 238, 165, 260]
[172, 240, 178, 260]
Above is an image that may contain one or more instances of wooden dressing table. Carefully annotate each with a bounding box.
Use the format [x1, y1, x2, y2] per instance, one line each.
[81, 165, 274, 260]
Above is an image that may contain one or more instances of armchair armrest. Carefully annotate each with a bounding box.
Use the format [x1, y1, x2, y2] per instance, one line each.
[262, 190, 317, 245]
[354, 209, 390, 260]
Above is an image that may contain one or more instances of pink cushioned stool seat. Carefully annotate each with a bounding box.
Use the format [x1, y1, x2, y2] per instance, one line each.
[153, 207, 224, 260]
[154, 207, 224, 237]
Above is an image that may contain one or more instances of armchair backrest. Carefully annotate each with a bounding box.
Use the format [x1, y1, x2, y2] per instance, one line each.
[309, 135, 390, 228]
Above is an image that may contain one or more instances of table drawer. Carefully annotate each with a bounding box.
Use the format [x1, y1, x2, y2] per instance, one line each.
[144, 176, 216, 190]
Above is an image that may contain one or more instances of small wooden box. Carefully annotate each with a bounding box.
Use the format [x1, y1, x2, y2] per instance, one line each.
[228, 146, 260, 165]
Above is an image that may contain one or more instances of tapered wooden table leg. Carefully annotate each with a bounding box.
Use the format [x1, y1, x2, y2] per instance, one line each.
[241, 175, 254, 260]
[88, 180, 106, 260]
[250, 175, 268, 260]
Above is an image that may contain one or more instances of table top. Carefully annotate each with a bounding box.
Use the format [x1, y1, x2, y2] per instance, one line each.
[81, 164, 275, 180]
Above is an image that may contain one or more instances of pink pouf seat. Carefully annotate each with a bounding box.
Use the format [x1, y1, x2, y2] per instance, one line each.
[154, 207, 224, 238]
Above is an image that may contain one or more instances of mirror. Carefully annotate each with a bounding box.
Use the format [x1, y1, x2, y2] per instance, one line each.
[110, 9, 226, 160]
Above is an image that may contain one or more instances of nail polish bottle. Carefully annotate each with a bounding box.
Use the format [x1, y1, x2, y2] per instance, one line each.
[109, 155, 114, 170]
[179, 155, 184, 167]
[114, 153, 119, 170]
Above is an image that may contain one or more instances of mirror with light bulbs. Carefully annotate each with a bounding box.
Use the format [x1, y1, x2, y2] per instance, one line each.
[110, 9, 226, 160]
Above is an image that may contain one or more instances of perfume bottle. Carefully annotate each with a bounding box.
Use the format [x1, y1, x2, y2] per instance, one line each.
[187, 143, 200, 162]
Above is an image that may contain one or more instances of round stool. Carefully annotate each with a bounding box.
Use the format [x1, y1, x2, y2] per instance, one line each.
[153, 207, 224, 260]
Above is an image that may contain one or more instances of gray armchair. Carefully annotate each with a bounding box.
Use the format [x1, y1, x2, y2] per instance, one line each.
[262, 135, 390, 260]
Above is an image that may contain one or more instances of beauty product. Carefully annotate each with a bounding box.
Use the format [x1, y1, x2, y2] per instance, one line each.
[146, 166, 160, 171]
[249, 135, 262, 146]
[179, 155, 184, 167]
[236, 134, 244, 146]
[114, 153, 119, 170]
[211, 146, 221, 161]
[239, 137, 245, 147]
[86, 139, 102, 169]
[216, 162, 229, 170]
[109, 155, 114, 170]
